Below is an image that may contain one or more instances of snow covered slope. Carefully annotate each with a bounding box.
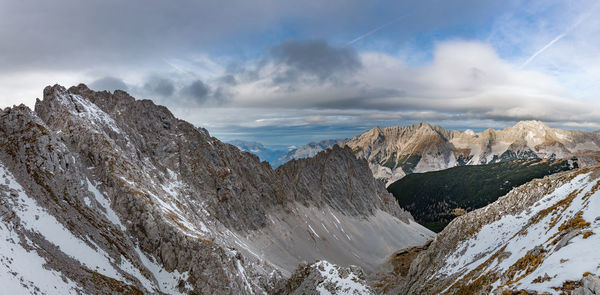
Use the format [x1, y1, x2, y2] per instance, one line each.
[397, 165, 600, 294]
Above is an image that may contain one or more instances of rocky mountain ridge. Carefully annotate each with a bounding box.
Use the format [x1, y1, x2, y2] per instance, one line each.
[291, 121, 600, 186]
[272, 121, 600, 186]
[0, 84, 433, 294]
[349, 121, 600, 185]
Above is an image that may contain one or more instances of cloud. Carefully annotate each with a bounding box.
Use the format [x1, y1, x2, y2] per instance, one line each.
[269, 39, 361, 84]
[89, 76, 128, 92]
[182, 80, 210, 103]
[215, 40, 599, 126]
[144, 76, 175, 97]
[218, 75, 237, 85]
[0, 0, 372, 73]
[304, 115, 332, 123]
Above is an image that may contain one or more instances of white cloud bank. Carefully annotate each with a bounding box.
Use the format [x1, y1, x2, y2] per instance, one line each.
[213, 40, 598, 125]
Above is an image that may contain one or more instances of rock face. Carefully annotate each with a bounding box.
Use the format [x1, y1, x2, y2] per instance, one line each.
[344, 122, 600, 186]
[573, 274, 600, 295]
[388, 165, 600, 294]
[0, 84, 433, 294]
[276, 144, 409, 220]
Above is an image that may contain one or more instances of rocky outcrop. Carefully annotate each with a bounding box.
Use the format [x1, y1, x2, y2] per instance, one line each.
[573, 274, 600, 295]
[0, 84, 433, 294]
[271, 260, 375, 295]
[370, 241, 431, 294]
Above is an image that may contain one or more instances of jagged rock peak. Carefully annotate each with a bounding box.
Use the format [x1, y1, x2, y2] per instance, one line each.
[511, 119, 550, 130]
[343, 120, 600, 186]
[277, 144, 413, 221]
[416, 121, 433, 129]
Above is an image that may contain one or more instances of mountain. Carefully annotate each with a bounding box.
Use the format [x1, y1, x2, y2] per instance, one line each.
[272, 139, 347, 167]
[388, 158, 577, 232]
[0, 84, 433, 294]
[228, 139, 287, 163]
[345, 121, 600, 186]
[378, 165, 600, 294]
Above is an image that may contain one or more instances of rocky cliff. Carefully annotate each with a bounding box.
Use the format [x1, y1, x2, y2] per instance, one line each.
[0, 84, 433, 294]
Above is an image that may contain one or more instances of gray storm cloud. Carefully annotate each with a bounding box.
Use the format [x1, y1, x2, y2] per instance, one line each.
[144, 76, 175, 97]
[269, 39, 362, 84]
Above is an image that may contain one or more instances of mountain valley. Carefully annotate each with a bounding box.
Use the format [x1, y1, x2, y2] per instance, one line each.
[388, 158, 577, 232]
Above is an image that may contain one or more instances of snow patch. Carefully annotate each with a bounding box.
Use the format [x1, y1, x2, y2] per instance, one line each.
[1, 166, 124, 282]
[134, 246, 190, 294]
[87, 178, 126, 230]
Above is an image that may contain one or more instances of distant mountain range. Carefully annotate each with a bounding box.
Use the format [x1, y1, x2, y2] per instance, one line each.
[346, 121, 600, 186]
[254, 121, 600, 186]
[228, 140, 288, 163]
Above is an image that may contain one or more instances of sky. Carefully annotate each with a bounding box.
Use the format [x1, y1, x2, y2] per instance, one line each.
[1, 0, 600, 148]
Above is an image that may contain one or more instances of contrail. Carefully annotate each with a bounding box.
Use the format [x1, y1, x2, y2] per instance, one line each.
[521, 5, 597, 68]
[520, 32, 568, 68]
[345, 16, 406, 47]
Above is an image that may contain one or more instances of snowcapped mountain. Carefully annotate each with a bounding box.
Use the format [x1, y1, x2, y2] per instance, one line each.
[345, 121, 600, 186]
[228, 139, 287, 163]
[0, 84, 433, 294]
[272, 138, 347, 167]
[381, 165, 600, 294]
